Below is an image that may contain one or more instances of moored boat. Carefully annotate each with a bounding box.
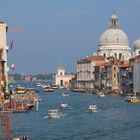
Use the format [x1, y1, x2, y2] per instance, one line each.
[15, 87, 26, 94]
[51, 84, 58, 89]
[7, 102, 29, 113]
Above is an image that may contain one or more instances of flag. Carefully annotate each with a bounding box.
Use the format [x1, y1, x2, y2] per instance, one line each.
[10, 63, 15, 71]
[10, 40, 13, 50]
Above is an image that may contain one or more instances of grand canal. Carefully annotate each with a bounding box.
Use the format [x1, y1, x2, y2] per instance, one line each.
[1, 81, 140, 140]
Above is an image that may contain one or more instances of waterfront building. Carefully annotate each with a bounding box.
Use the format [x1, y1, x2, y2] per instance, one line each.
[93, 58, 129, 93]
[55, 65, 75, 88]
[77, 56, 105, 91]
[128, 39, 140, 94]
[129, 55, 140, 94]
[0, 21, 8, 94]
[76, 12, 133, 94]
[119, 63, 131, 94]
[97, 12, 131, 60]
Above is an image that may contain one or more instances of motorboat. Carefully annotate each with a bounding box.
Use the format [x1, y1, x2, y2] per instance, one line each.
[12, 136, 30, 140]
[98, 92, 105, 97]
[125, 96, 140, 103]
[43, 86, 54, 92]
[15, 87, 26, 94]
[51, 84, 58, 89]
[48, 109, 61, 119]
[59, 102, 68, 109]
[125, 92, 140, 103]
[124, 95, 132, 102]
[87, 104, 97, 113]
[130, 96, 140, 103]
[61, 92, 69, 97]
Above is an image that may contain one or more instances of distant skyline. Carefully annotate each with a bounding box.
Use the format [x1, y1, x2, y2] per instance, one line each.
[1, 0, 140, 74]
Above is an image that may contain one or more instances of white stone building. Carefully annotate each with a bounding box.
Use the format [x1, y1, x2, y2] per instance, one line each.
[55, 65, 75, 88]
[97, 13, 131, 60]
[77, 56, 105, 91]
[0, 21, 9, 92]
[134, 38, 140, 56]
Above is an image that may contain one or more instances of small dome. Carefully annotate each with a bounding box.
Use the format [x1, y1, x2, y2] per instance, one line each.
[99, 29, 129, 46]
[111, 14, 118, 20]
[134, 38, 140, 49]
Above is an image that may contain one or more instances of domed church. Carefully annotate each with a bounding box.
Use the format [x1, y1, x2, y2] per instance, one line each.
[97, 12, 131, 60]
[134, 38, 140, 56]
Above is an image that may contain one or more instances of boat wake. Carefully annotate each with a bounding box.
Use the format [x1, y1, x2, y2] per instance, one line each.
[43, 113, 68, 119]
[43, 115, 48, 119]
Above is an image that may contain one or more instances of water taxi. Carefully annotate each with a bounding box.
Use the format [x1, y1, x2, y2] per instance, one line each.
[61, 92, 69, 97]
[98, 92, 105, 97]
[48, 109, 61, 119]
[125, 92, 140, 103]
[59, 102, 68, 109]
[130, 96, 140, 103]
[87, 104, 97, 113]
[125, 96, 140, 103]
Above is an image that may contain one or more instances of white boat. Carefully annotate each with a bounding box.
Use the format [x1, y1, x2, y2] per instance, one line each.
[15, 86, 26, 94]
[48, 109, 61, 118]
[59, 102, 68, 109]
[12, 136, 30, 140]
[51, 84, 58, 89]
[36, 83, 42, 87]
[44, 87, 54, 92]
[61, 92, 69, 97]
[99, 93, 105, 97]
[124, 93, 140, 103]
[87, 104, 97, 113]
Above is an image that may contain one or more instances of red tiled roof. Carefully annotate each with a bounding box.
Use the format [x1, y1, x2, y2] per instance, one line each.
[96, 62, 106, 66]
[77, 55, 105, 63]
[119, 63, 130, 68]
[88, 56, 105, 61]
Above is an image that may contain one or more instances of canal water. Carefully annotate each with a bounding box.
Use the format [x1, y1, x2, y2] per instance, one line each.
[1, 81, 140, 140]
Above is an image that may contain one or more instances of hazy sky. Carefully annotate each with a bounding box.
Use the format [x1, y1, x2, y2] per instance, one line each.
[1, 0, 140, 74]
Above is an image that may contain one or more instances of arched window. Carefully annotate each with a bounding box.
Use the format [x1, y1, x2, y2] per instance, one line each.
[114, 53, 117, 59]
[119, 53, 122, 59]
[60, 80, 63, 86]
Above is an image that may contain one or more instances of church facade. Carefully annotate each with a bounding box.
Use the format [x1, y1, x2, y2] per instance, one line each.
[97, 13, 131, 60]
[55, 65, 75, 88]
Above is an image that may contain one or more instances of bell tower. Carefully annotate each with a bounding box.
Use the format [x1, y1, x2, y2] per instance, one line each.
[57, 65, 65, 76]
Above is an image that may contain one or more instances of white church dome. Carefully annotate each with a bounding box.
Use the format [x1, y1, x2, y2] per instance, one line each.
[99, 13, 129, 46]
[99, 29, 129, 46]
[134, 38, 140, 49]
